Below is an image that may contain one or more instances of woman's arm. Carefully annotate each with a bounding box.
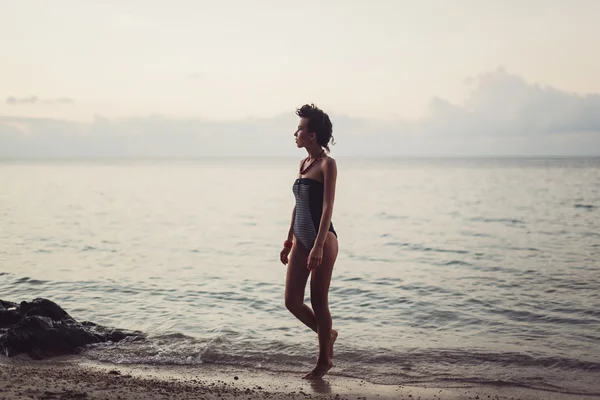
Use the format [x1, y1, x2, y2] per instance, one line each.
[287, 158, 305, 243]
[287, 206, 296, 242]
[314, 157, 337, 248]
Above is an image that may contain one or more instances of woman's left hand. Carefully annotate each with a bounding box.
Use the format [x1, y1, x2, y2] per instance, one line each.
[307, 245, 324, 271]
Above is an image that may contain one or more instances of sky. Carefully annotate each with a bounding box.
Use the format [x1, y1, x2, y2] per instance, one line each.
[1, 0, 600, 157]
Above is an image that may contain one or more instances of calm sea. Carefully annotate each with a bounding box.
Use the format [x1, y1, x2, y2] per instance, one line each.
[1, 157, 599, 395]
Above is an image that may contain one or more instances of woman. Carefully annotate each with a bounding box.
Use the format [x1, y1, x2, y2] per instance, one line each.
[280, 103, 339, 380]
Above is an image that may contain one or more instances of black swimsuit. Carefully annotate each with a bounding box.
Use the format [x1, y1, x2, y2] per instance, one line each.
[292, 177, 337, 251]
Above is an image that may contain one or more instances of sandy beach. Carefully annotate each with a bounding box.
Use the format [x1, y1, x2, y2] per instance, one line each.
[0, 356, 596, 400]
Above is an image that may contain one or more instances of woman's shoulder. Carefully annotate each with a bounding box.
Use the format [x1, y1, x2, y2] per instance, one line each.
[322, 156, 336, 167]
[320, 156, 337, 177]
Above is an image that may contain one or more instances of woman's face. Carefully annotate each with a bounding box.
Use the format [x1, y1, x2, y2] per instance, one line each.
[294, 117, 315, 148]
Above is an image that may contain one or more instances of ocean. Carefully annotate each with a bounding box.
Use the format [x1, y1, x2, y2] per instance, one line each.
[1, 157, 599, 395]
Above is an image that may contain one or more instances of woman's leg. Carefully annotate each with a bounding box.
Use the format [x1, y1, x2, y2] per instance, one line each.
[304, 231, 339, 379]
[284, 240, 318, 332]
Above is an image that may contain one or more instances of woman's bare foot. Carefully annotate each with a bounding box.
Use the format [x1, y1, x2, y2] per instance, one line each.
[303, 330, 337, 380]
[302, 360, 333, 380]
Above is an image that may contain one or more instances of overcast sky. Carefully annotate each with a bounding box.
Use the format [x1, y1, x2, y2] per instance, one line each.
[2, 0, 600, 157]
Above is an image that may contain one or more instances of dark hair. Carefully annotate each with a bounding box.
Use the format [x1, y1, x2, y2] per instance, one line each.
[296, 103, 335, 152]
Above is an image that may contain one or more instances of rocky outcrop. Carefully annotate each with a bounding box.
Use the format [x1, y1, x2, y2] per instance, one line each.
[0, 298, 143, 359]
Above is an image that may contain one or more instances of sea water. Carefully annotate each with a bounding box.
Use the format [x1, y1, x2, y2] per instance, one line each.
[1, 157, 599, 395]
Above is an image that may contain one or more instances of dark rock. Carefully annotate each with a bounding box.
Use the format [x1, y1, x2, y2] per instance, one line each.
[0, 298, 144, 359]
[0, 300, 17, 309]
[18, 298, 72, 321]
[0, 300, 20, 329]
[0, 310, 20, 329]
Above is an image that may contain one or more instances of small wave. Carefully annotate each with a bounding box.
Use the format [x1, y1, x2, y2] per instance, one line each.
[384, 242, 469, 255]
[86, 336, 600, 372]
[377, 212, 407, 220]
[438, 260, 472, 266]
[484, 305, 598, 326]
[14, 276, 49, 285]
[82, 245, 117, 253]
[80, 335, 600, 394]
[460, 231, 494, 238]
[339, 276, 364, 282]
[470, 217, 525, 225]
[371, 278, 400, 286]
[347, 254, 394, 262]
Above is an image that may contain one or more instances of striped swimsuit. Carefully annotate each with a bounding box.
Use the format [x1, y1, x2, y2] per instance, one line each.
[292, 177, 337, 251]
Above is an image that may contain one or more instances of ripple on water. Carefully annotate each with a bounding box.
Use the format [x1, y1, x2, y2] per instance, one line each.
[574, 204, 596, 210]
[384, 242, 469, 255]
[470, 217, 526, 225]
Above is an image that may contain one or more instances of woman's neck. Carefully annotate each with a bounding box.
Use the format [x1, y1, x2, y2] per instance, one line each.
[306, 145, 324, 160]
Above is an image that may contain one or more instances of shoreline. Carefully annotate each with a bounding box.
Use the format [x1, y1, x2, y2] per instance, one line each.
[1, 356, 598, 400]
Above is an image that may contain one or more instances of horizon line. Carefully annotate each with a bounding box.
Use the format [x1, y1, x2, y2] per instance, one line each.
[1, 155, 599, 162]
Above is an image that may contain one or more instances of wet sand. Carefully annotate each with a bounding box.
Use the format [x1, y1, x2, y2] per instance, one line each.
[0, 356, 596, 400]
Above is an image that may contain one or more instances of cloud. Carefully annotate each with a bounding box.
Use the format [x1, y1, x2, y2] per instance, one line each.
[417, 68, 600, 138]
[0, 114, 298, 159]
[1, 69, 600, 158]
[6, 96, 75, 105]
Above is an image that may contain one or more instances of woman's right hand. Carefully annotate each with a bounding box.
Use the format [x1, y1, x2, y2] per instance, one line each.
[280, 247, 291, 265]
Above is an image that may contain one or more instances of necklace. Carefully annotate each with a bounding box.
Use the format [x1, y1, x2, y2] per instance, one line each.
[299, 151, 326, 175]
